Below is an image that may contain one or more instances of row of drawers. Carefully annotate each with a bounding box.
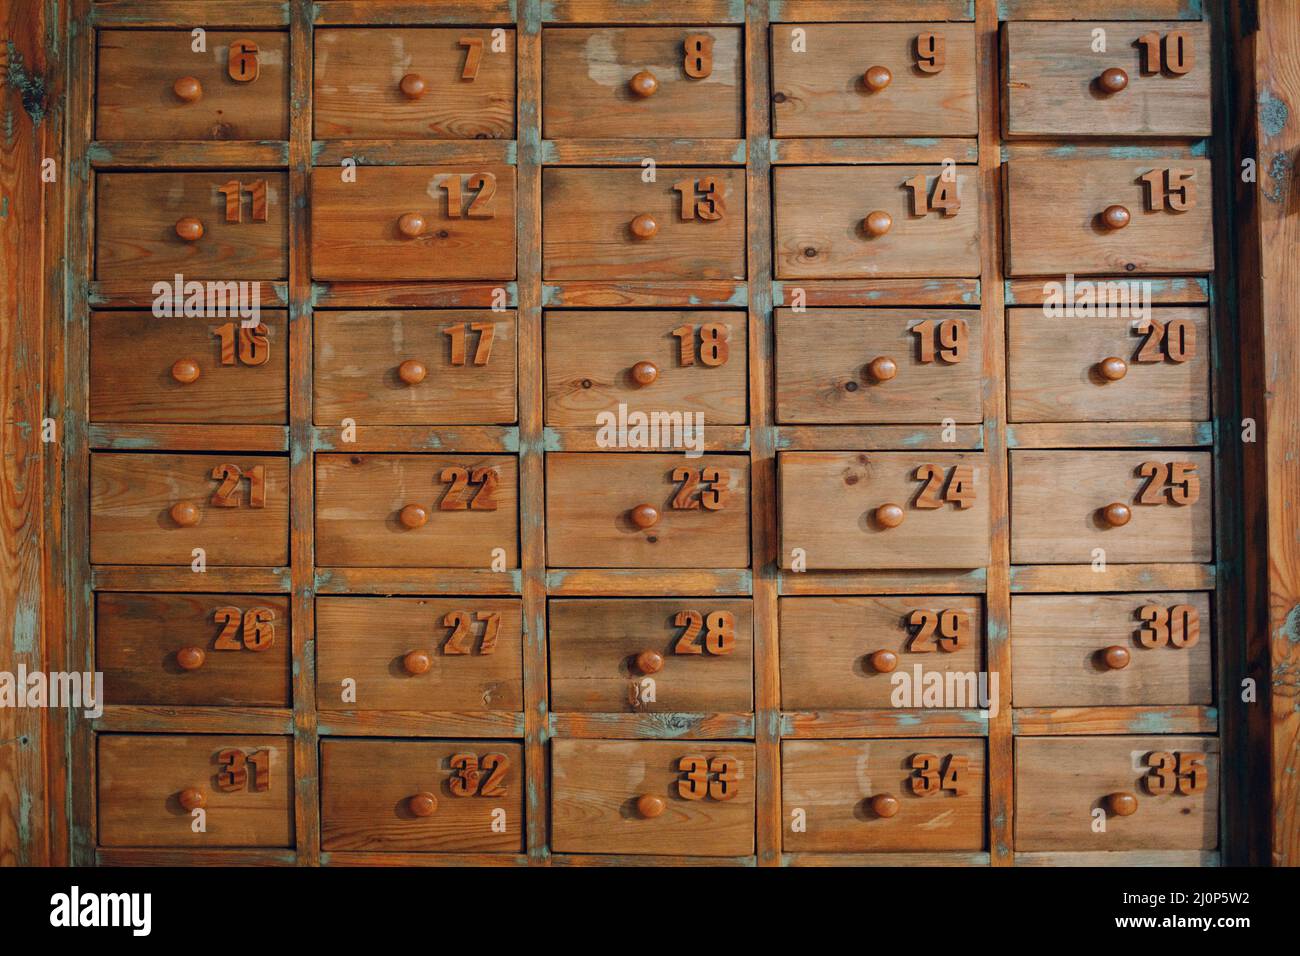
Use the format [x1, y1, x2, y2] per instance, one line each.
[97, 593, 1213, 710]
[95, 162, 1215, 280]
[97, 23, 1212, 141]
[98, 735, 1220, 854]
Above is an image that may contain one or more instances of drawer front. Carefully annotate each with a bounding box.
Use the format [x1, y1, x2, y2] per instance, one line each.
[551, 739, 755, 856]
[542, 168, 746, 281]
[774, 166, 981, 278]
[1011, 592, 1212, 707]
[1015, 736, 1219, 851]
[315, 454, 519, 568]
[311, 166, 516, 281]
[1010, 450, 1212, 564]
[96, 172, 289, 281]
[548, 598, 753, 713]
[1003, 21, 1211, 138]
[314, 28, 515, 139]
[1006, 159, 1214, 276]
[775, 308, 982, 424]
[771, 23, 978, 138]
[780, 596, 984, 711]
[315, 597, 523, 711]
[779, 452, 990, 570]
[546, 453, 750, 569]
[543, 27, 743, 138]
[90, 452, 289, 566]
[97, 593, 291, 707]
[98, 734, 294, 847]
[313, 311, 517, 426]
[782, 739, 986, 852]
[1007, 306, 1210, 423]
[96, 30, 289, 141]
[320, 739, 524, 853]
[544, 310, 747, 426]
[90, 311, 288, 425]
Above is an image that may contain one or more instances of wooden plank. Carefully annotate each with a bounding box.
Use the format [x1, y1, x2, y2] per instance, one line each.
[1006, 422, 1214, 448]
[785, 852, 989, 866]
[773, 279, 981, 307]
[91, 566, 291, 592]
[1013, 706, 1218, 736]
[98, 848, 297, 866]
[311, 425, 517, 454]
[313, 281, 515, 309]
[1005, 276, 1209, 305]
[1014, 851, 1220, 867]
[314, 712, 524, 738]
[546, 569, 751, 596]
[89, 424, 289, 452]
[313, 1, 518, 25]
[772, 139, 979, 165]
[1010, 563, 1214, 592]
[543, 140, 745, 166]
[89, 1, 292, 27]
[321, 851, 529, 866]
[545, 0, 744, 23]
[549, 713, 755, 739]
[998, 0, 1202, 20]
[770, 0, 974, 20]
[782, 710, 989, 738]
[777, 569, 988, 595]
[89, 141, 290, 167]
[92, 707, 295, 735]
[314, 568, 522, 596]
[543, 281, 746, 308]
[774, 425, 983, 450]
[544, 425, 751, 453]
[311, 140, 515, 166]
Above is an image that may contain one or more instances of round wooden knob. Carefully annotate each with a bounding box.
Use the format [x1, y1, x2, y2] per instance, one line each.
[875, 503, 905, 529]
[867, 356, 898, 382]
[863, 65, 892, 91]
[1102, 501, 1132, 528]
[629, 71, 659, 97]
[636, 794, 665, 818]
[1106, 791, 1139, 816]
[171, 358, 201, 384]
[175, 217, 204, 242]
[630, 213, 658, 239]
[1102, 645, 1132, 670]
[1101, 204, 1131, 230]
[170, 501, 200, 527]
[870, 793, 900, 818]
[1097, 356, 1128, 381]
[398, 359, 427, 385]
[399, 504, 428, 529]
[1098, 68, 1129, 94]
[868, 649, 898, 673]
[176, 646, 206, 671]
[173, 76, 203, 102]
[403, 650, 432, 675]
[631, 361, 659, 386]
[400, 73, 426, 99]
[397, 213, 425, 238]
[863, 210, 893, 237]
[635, 650, 664, 675]
[408, 792, 438, 817]
[178, 788, 207, 811]
[630, 503, 659, 529]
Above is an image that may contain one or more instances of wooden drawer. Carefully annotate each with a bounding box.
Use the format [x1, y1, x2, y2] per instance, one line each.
[780, 596, 984, 711]
[96, 172, 289, 281]
[782, 739, 986, 852]
[315, 454, 518, 568]
[542, 168, 746, 281]
[90, 311, 287, 425]
[548, 598, 753, 713]
[775, 308, 982, 424]
[314, 28, 515, 140]
[315, 597, 522, 711]
[313, 311, 517, 426]
[98, 734, 294, 847]
[1003, 21, 1211, 138]
[1010, 450, 1212, 564]
[97, 593, 291, 707]
[551, 739, 755, 856]
[311, 166, 516, 281]
[544, 310, 747, 426]
[773, 166, 981, 278]
[1015, 736, 1218, 851]
[545, 453, 749, 569]
[96, 30, 289, 141]
[543, 27, 742, 139]
[90, 452, 289, 567]
[771, 23, 978, 138]
[1006, 159, 1214, 276]
[320, 739, 524, 853]
[779, 452, 990, 570]
[1011, 593, 1212, 707]
[1007, 306, 1210, 423]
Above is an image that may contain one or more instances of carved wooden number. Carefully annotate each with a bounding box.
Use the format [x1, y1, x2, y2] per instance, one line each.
[444, 322, 495, 366]
[459, 37, 483, 80]
[439, 172, 497, 219]
[1140, 168, 1196, 212]
[908, 608, 969, 653]
[911, 318, 968, 364]
[683, 34, 713, 78]
[1144, 751, 1207, 795]
[671, 466, 728, 510]
[910, 753, 969, 796]
[210, 463, 266, 508]
[1135, 318, 1195, 363]
[673, 610, 736, 655]
[1136, 461, 1201, 506]
[228, 39, 259, 82]
[677, 755, 739, 801]
[1136, 30, 1193, 75]
[216, 748, 270, 792]
[214, 322, 270, 366]
[213, 605, 276, 651]
[672, 178, 725, 221]
[216, 180, 268, 222]
[904, 173, 960, 216]
[439, 466, 498, 510]
[672, 323, 729, 367]
[448, 752, 509, 797]
[914, 463, 976, 509]
[442, 610, 501, 655]
[915, 33, 945, 73]
[1137, 604, 1201, 648]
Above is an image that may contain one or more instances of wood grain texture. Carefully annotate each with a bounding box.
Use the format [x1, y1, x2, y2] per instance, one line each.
[1013, 705, 1216, 736]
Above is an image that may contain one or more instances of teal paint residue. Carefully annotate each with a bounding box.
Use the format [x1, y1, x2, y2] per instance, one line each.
[1263, 151, 1294, 205]
[541, 428, 563, 452]
[899, 431, 930, 447]
[501, 427, 521, 453]
[12, 604, 37, 654]
[1003, 280, 1016, 305]
[1280, 605, 1300, 645]
[17, 789, 32, 861]
[730, 141, 747, 164]
[722, 285, 748, 307]
[541, 285, 562, 306]
[891, 714, 923, 727]
[537, 139, 556, 164]
[5, 41, 48, 129]
[906, 138, 940, 147]
[0, 196, 7, 218]
[687, 295, 701, 306]
[773, 428, 793, 450]
[504, 141, 518, 165]
[771, 282, 785, 306]
[1259, 89, 1290, 139]
[1129, 710, 1176, 734]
